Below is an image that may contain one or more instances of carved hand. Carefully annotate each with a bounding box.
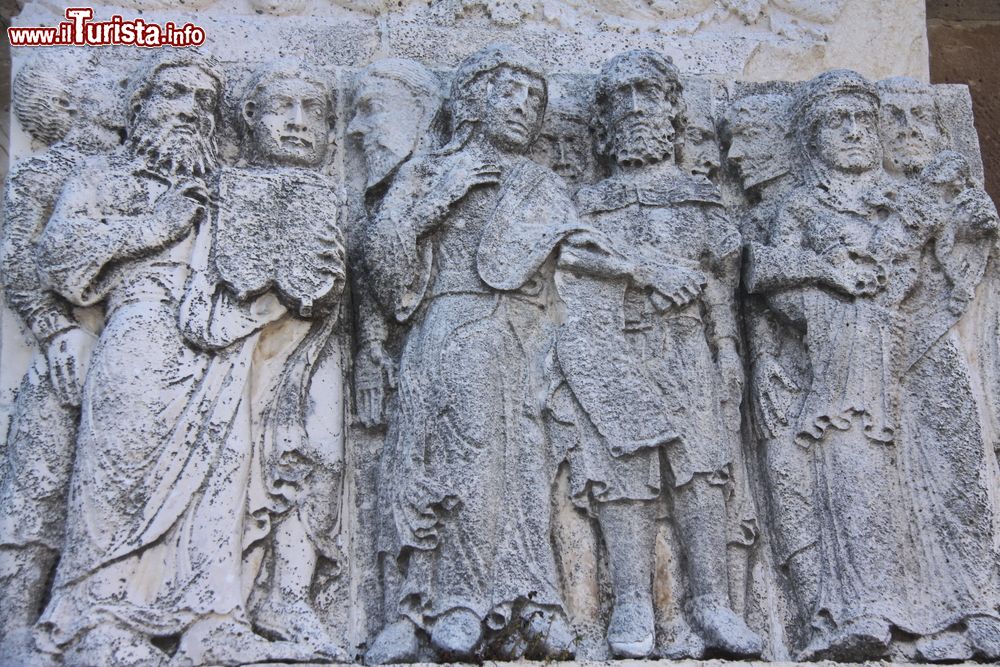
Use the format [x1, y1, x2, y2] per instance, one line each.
[152, 178, 208, 243]
[354, 340, 397, 428]
[46, 327, 97, 408]
[954, 188, 1000, 235]
[427, 155, 501, 213]
[752, 356, 799, 438]
[827, 249, 886, 297]
[638, 263, 708, 310]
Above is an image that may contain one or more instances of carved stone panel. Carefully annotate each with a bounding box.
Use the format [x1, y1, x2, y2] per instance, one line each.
[2, 3, 998, 666]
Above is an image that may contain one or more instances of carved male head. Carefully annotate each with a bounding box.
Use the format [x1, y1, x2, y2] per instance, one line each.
[127, 51, 222, 177]
[242, 59, 334, 169]
[793, 69, 882, 178]
[594, 49, 684, 168]
[348, 59, 442, 190]
[683, 107, 721, 179]
[876, 77, 945, 175]
[719, 92, 794, 193]
[13, 49, 90, 146]
[448, 44, 548, 154]
[531, 99, 592, 184]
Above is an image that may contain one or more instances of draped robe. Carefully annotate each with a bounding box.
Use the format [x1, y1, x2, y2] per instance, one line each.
[365, 151, 583, 630]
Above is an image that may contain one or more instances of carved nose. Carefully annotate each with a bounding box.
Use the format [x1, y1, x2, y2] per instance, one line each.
[347, 114, 365, 136]
[514, 91, 531, 116]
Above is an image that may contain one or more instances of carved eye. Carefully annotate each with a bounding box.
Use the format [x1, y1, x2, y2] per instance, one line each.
[195, 90, 214, 109]
[303, 99, 325, 118]
[164, 82, 186, 100]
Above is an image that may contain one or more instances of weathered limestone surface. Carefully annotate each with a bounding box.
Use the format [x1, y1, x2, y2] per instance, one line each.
[2, 2, 999, 667]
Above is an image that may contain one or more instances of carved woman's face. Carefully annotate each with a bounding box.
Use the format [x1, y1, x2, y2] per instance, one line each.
[246, 77, 329, 168]
[812, 95, 882, 174]
[482, 67, 545, 153]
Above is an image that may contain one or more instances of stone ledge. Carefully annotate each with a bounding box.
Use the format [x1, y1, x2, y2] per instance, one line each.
[249, 662, 986, 667]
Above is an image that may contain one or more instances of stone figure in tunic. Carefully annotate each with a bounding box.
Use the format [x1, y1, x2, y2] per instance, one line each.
[345, 58, 447, 665]
[746, 69, 1000, 662]
[363, 44, 581, 661]
[194, 59, 347, 660]
[550, 49, 762, 659]
[720, 90, 820, 642]
[33, 52, 341, 667]
[0, 50, 121, 665]
[350, 58, 444, 431]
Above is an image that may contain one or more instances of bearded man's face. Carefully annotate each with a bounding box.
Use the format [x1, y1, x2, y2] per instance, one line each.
[130, 65, 219, 177]
[348, 77, 426, 190]
[605, 72, 678, 167]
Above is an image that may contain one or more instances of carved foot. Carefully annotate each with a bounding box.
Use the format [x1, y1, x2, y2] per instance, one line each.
[64, 621, 166, 667]
[171, 615, 325, 667]
[254, 597, 349, 661]
[365, 618, 421, 665]
[967, 615, 1000, 660]
[916, 629, 973, 662]
[798, 615, 890, 662]
[430, 607, 482, 659]
[688, 597, 763, 658]
[607, 594, 655, 658]
[520, 604, 576, 659]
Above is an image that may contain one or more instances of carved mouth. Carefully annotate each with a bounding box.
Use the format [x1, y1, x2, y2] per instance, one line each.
[506, 120, 529, 135]
[281, 135, 313, 149]
[554, 162, 580, 179]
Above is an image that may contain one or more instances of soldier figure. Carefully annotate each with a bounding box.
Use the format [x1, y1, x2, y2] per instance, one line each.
[553, 49, 762, 658]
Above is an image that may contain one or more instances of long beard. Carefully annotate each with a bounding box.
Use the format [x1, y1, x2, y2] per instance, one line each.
[364, 143, 409, 190]
[610, 117, 675, 167]
[129, 116, 218, 178]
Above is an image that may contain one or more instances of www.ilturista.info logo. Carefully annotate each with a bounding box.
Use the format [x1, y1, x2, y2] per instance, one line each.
[8, 8, 206, 47]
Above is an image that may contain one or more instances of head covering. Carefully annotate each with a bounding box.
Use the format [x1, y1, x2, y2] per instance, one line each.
[792, 69, 879, 140]
[444, 43, 547, 150]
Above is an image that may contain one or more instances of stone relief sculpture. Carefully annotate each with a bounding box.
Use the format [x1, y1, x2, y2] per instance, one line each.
[549, 49, 761, 659]
[2, 11, 1000, 665]
[877, 76, 947, 178]
[220, 59, 347, 660]
[745, 69, 1000, 662]
[350, 58, 444, 430]
[346, 57, 445, 665]
[0, 50, 121, 665]
[529, 87, 594, 187]
[30, 52, 345, 667]
[363, 44, 580, 662]
[720, 89, 820, 646]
